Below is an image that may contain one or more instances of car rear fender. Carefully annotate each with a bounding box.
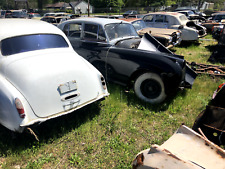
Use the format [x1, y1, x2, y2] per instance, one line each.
[0, 75, 34, 132]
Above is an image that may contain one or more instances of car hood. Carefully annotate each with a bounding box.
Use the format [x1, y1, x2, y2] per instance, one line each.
[3, 49, 106, 118]
[138, 34, 197, 88]
[138, 27, 177, 36]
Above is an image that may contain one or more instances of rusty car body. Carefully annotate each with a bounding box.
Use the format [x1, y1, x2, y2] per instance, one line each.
[133, 125, 225, 169]
[193, 83, 225, 146]
[119, 18, 182, 48]
[142, 12, 207, 41]
[208, 25, 225, 63]
[58, 17, 196, 104]
[202, 12, 225, 32]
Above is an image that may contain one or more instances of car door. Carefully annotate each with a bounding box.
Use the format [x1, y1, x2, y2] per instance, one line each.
[154, 15, 169, 28]
[62, 22, 82, 50]
[143, 14, 154, 27]
[79, 23, 129, 84]
[77, 23, 117, 80]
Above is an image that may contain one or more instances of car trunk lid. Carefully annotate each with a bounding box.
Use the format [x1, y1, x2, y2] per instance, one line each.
[3, 49, 102, 118]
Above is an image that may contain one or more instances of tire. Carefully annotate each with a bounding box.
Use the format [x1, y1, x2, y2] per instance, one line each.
[134, 72, 166, 104]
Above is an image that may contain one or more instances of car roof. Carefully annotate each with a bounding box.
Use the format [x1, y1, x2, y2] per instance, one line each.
[145, 12, 183, 17]
[214, 12, 225, 16]
[0, 19, 64, 40]
[178, 10, 191, 12]
[62, 17, 129, 26]
[118, 18, 141, 22]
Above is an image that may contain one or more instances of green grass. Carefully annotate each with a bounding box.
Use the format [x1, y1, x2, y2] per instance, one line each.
[0, 35, 224, 168]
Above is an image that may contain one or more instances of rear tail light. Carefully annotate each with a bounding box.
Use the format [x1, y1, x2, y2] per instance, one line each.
[15, 98, 25, 118]
[100, 75, 107, 90]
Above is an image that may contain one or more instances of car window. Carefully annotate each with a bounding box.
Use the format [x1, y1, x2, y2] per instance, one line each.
[214, 15, 225, 21]
[155, 15, 164, 22]
[1, 34, 69, 56]
[143, 15, 154, 22]
[63, 23, 82, 38]
[188, 11, 194, 15]
[179, 15, 188, 22]
[105, 23, 138, 41]
[98, 26, 107, 41]
[164, 16, 169, 23]
[132, 20, 146, 30]
[84, 24, 106, 42]
[84, 24, 98, 40]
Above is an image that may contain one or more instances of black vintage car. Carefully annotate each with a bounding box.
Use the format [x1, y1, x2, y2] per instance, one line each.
[58, 17, 197, 104]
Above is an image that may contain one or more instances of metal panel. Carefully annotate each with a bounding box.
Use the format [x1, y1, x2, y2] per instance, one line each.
[133, 125, 225, 169]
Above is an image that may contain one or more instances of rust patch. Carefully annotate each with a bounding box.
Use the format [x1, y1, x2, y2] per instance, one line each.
[216, 149, 225, 159]
[164, 149, 184, 162]
[205, 141, 210, 146]
[132, 153, 144, 169]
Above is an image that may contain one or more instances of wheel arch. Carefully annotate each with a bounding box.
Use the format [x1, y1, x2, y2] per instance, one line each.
[127, 67, 163, 89]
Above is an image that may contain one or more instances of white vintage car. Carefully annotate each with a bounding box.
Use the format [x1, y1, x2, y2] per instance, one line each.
[142, 12, 207, 41]
[0, 19, 109, 133]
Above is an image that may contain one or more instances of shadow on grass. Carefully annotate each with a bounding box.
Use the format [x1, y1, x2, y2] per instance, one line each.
[0, 102, 102, 155]
[109, 83, 188, 112]
[0, 83, 188, 155]
[205, 44, 217, 53]
[179, 41, 201, 48]
[207, 45, 225, 64]
[169, 41, 201, 53]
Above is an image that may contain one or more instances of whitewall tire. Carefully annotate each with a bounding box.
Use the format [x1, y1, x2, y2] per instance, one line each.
[134, 72, 166, 104]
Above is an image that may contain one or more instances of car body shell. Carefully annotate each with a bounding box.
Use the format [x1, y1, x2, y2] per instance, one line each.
[176, 10, 206, 22]
[41, 16, 70, 26]
[123, 10, 139, 18]
[202, 13, 225, 32]
[28, 13, 41, 19]
[0, 19, 109, 132]
[11, 10, 28, 18]
[174, 7, 206, 17]
[119, 18, 182, 48]
[142, 12, 207, 41]
[132, 125, 225, 169]
[58, 17, 196, 103]
[218, 25, 225, 46]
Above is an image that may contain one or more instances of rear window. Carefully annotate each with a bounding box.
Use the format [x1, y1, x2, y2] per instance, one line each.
[1, 34, 69, 56]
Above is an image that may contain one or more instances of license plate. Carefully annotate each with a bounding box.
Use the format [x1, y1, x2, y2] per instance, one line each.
[59, 80, 77, 94]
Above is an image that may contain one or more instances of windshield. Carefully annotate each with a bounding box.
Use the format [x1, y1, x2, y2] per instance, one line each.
[179, 15, 188, 22]
[105, 23, 138, 41]
[132, 20, 147, 31]
[1, 34, 69, 56]
[188, 11, 195, 15]
[214, 14, 225, 21]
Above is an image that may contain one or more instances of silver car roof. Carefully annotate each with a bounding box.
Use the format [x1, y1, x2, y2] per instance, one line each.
[60, 17, 129, 26]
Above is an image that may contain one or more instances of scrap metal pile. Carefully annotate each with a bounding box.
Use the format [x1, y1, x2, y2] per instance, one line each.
[188, 61, 225, 78]
[132, 125, 225, 169]
[133, 83, 225, 169]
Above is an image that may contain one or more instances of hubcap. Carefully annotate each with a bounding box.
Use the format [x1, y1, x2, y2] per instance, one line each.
[140, 79, 162, 99]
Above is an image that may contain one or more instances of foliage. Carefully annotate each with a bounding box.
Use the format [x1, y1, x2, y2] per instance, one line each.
[0, 0, 224, 11]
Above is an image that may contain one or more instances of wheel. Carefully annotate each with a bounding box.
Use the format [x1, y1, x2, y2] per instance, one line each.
[134, 72, 166, 104]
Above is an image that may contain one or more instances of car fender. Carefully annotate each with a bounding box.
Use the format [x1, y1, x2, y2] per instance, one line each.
[170, 25, 198, 41]
[107, 47, 184, 92]
[0, 75, 34, 132]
